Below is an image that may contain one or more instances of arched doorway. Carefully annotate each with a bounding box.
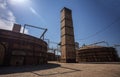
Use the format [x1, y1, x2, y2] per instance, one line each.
[0, 43, 5, 65]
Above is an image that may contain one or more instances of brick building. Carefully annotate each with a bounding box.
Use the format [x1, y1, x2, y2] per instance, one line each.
[76, 46, 119, 62]
[47, 52, 55, 61]
[0, 25, 47, 66]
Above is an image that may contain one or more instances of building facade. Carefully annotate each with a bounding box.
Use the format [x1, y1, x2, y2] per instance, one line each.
[60, 7, 76, 63]
[0, 29, 47, 66]
[47, 52, 55, 61]
[76, 46, 119, 62]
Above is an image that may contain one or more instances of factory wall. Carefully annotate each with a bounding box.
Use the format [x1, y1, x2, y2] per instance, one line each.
[76, 46, 119, 62]
[0, 29, 47, 66]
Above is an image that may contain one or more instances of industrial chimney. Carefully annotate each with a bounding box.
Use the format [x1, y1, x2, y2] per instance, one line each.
[60, 7, 76, 63]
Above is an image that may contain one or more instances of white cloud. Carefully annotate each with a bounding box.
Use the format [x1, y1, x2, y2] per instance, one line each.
[0, 0, 44, 34]
[0, 0, 15, 30]
[0, 0, 28, 34]
[30, 7, 40, 17]
[29, 7, 47, 26]
[0, 0, 6, 9]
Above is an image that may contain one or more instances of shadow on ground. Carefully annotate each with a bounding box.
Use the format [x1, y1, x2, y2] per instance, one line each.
[30, 66, 81, 76]
[0, 63, 61, 75]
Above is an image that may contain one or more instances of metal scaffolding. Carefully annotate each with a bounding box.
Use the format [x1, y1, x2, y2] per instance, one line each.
[23, 24, 47, 40]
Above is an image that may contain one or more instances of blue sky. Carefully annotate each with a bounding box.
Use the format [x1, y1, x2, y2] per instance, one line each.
[0, 0, 120, 56]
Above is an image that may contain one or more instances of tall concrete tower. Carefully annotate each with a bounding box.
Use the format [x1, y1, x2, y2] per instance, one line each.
[60, 7, 76, 63]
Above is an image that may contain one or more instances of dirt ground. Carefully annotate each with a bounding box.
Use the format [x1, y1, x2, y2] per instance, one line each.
[0, 62, 120, 77]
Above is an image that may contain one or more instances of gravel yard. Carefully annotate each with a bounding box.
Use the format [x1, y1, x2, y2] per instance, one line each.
[0, 62, 120, 77]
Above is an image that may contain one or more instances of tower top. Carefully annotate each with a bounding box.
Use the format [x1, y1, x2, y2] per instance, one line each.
[61, 7, 71, 12]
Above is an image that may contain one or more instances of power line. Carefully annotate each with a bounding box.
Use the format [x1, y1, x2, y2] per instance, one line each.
[77, 17, 120, 41]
